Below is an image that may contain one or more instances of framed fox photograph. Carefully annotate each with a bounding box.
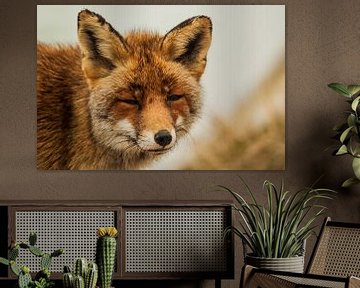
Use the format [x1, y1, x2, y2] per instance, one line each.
[37, 5, 285, 170]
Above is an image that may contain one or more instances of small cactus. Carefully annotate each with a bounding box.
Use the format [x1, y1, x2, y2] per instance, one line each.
[29, 245, 44, 257]
[74, 258, 88, 279]
[63, 260, 98, 288]
[96, 227, 118, 288]
[19, 243, 30, 249]
[74, 275, 85, 288]
[18, 268, 32, 288]
[85, 263, 98, 288]
[9, 246, 19, 260]
[63, 272, 74, 288]
[51, 248, 64, 257]
[41, 253, 52, 270]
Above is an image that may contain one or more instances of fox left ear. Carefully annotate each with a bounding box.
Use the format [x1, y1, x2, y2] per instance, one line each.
[77, 10, 129, 85]
[162, 16, 212, 80]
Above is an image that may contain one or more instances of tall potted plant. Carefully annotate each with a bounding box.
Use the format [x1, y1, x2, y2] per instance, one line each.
[328, 83, 360, 187]
[220, 179, 334, 273]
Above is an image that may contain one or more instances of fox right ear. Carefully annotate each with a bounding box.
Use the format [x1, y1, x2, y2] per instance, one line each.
[77, 10, 128, 85]
[162, 16, 212, 81]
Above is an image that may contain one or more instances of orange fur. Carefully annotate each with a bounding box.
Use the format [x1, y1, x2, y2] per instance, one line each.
[37, 10, 212, 170]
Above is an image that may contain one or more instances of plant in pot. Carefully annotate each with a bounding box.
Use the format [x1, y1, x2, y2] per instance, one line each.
[61, 227, 118, 288]
[221, 179, 334, 273]
[0, 232, 64, 288]
[62, 258, 98, 288]
[328, 83, 360, 187]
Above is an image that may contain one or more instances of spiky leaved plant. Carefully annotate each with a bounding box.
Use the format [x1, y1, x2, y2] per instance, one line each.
[96, 227, 118, 288]
[220, 178, 335, 258]
[328, 83, 360, 187]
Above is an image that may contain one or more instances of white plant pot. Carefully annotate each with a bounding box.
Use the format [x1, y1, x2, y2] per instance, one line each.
[245, 254, 305, 273]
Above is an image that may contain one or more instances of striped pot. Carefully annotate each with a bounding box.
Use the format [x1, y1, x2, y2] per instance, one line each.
[245, 254, 305, 273]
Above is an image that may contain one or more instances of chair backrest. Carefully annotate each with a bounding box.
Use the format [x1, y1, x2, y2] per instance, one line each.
[307, 217, 360, 277]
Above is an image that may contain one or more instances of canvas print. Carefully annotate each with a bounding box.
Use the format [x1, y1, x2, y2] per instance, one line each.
[37, 5, 285, 170]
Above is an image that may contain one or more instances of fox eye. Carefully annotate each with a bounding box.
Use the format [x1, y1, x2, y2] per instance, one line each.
[167, 94, 184, 102]
[118, 98, 139, 106]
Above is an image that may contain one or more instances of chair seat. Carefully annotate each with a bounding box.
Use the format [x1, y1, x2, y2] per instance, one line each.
[277, 274, 347, 288]
[242, 265, 360, 288]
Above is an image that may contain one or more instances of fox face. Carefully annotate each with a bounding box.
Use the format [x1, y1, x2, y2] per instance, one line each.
[77, 10, 212, 165]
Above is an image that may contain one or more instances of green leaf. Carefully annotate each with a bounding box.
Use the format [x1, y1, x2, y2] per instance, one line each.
[340, 126, 353, 143]
[347, 85, 360, 96]
[352, 157, 360, 179]
[0, 257, 9, 266]
[336, 145, 348, 155]
[10, 261, 20, 276]
[342, 177, 360, 187]
[328, 83, 351, 97]
[351, 96, 360, 111]
[347, 114, 356, 128]
[349, 135, 360, 156]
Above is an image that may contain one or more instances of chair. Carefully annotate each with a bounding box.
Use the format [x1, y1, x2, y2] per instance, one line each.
[241, 217, 360, 288]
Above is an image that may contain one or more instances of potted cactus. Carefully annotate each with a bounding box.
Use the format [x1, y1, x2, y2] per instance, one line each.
[0, 232, 64, 288]
[328, 83, 360, 187]
[96, 227, 118, 288]
[62, 258, 98, 288]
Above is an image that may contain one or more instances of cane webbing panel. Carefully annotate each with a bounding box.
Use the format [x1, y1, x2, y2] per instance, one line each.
[277, 275, 345, 288]
[309, 226, 360, 277]
[249, 272, 296, 288]
[15, 211, 115, 272]
[125, 210, 227, 273]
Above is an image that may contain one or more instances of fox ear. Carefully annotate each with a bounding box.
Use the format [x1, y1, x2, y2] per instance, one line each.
[77, 10, 128, 83]
[162, 16, 212, 80]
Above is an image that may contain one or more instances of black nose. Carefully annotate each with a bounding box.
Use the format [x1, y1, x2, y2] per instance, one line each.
[154, 130, 172, 147]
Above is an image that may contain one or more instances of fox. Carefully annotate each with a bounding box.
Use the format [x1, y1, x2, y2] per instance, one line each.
[37, 10, 212, 170]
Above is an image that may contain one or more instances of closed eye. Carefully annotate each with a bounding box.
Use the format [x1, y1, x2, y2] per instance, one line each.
[167, 94, 184, 102]
[118, 98, 139, 105]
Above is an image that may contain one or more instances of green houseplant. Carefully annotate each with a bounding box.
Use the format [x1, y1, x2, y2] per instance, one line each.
[0, 232, 63, 288]
[221, 179, 334, 272]
[328, 83, 360, 187]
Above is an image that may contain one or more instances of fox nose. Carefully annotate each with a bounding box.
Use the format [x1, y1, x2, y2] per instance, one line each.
[154, 130, 172, 147]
